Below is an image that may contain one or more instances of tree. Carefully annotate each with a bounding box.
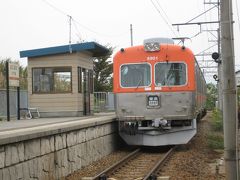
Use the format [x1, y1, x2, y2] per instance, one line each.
[206, 83, 217, 110]
[93, 47, 113, 92]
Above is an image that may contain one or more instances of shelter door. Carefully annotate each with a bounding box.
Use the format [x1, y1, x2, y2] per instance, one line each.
[82, 68, 90, 115]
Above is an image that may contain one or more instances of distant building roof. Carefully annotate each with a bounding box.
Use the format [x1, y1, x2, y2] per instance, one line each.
[20, 42, 109, 58]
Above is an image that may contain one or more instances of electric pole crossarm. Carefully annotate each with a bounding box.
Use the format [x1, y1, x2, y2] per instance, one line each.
[172, 21, 219, 26]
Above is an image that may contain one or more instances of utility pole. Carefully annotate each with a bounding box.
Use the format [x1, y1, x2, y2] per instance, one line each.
[68, 15, 72, 53]
[217, 28, 223, 111]
[130, 24, 133, 46]
[220, 0, 238, 178]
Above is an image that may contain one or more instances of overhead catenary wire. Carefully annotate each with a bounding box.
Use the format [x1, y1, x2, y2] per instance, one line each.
[195, 43, 218, 56]
[154, 0, 173, 26]
[150, 0, 179, 38]
[40, 0, 129, 42]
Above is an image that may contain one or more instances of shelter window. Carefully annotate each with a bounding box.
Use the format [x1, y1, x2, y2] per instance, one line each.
[32, 67, 72, 93]
[155, 63, 186, 86]
[120, 63, 151, 88]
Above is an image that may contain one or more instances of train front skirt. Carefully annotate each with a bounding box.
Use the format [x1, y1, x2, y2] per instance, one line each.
[119, 119, 197, 146]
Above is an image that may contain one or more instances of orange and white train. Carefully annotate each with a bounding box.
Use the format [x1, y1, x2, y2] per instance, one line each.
[113, 38, 206, 146]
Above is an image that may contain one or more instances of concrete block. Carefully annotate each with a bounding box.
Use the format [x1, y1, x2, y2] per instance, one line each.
[25, 139, 41, 160]
[0, 169, 2, 180]
[86, 127, 94, 141]
[68, 147, 77, 173]
[17, 143, 24, 162]
[41, 136, 54, 155]
[67, 146, 76, 163]
[40, 153, 55, 180]
[67, 131, 77, 147]
[28, 159, 39, 178]
[55, 134, 67, 151]
[9, 166, 16, 180]
[98, 125, 104, 137]
[15, 164, 24, 180]
[75, 144, 82, 170]
[86, 141, 93, 164]
[22, 162, 30, 179]
[2, 168, 10, 180]
[0, 147, 5, 168]
[77, 129, 86, 144]
[103, 124, 111, 135]
[55, 149, 68, 179]
[80, 143, 87, 167]
[96, 138, 102, 160]
[5, 144, 19, 166]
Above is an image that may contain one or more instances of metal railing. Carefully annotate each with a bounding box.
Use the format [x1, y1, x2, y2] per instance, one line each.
[0, 90, 114, 118]
[94, 92, 115, 112]
[0, 89, 28, 119]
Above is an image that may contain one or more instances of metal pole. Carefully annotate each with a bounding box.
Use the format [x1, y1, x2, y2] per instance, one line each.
[220, 0, 238, 178]
[68, 15, 72, 53]
[130, 24, 133, 46]
[217, 28, 223, 111]
[6, 61, 10, 121]
[17, 86, 20, 120]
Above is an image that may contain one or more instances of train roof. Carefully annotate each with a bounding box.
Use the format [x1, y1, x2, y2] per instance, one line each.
[114, 44, 194, 59]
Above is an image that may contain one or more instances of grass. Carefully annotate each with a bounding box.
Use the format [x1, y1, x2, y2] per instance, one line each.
[207, 109, 224, 150]
[211, 109, 223, 132]
[207, 133, 224, 149]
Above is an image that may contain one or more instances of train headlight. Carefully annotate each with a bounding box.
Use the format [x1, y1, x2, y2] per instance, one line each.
[144, 42, 160, 52]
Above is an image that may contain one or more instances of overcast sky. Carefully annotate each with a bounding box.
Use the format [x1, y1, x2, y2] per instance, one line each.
[0, 0, 239, 83]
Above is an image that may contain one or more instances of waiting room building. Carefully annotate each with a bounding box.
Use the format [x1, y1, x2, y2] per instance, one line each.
[20, 42, 109, 117]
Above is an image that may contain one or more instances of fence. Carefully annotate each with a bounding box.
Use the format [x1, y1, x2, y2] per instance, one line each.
[94, 92, 115, 112]
[0, 89, 28, 118]
[0, 91, 114, 118]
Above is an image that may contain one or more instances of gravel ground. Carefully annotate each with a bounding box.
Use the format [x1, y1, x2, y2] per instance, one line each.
[66, 149, 130, 180]
[67, 112, 225, 180]
[159, 112, 225, 179]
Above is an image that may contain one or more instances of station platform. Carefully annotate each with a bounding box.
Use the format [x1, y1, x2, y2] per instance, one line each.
[0, 112, 116, 146]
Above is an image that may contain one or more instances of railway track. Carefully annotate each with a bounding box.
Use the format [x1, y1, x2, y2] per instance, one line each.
[89, 147, 175, 180]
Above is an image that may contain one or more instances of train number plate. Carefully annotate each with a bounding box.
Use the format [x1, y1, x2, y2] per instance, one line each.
[147, 95, 160, 107]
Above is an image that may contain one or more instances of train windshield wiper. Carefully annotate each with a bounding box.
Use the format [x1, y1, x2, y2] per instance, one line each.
[135, 77, 142, 89]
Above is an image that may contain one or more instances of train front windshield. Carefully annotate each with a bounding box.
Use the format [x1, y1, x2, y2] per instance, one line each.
[120, 63, 151, 88]
[155, 63, 186, 86]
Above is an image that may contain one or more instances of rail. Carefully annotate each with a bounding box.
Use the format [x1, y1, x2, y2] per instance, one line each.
[89, 147, 175, 180]
[92, 148, 141, 180]
[143, 147, 175, 180]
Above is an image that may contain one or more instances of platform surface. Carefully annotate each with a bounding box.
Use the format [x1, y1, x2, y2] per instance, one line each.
[0, 112, 116, 145]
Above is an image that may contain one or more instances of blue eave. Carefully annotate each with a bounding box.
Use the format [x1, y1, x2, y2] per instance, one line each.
[20, 42, 109, 58]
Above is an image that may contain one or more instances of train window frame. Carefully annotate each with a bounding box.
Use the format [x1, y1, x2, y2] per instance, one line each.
[154, 62, 188, 87]
[119, 62, 152, 88]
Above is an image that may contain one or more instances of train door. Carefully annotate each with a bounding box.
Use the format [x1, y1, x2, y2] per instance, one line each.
[82, 68, 91, 115]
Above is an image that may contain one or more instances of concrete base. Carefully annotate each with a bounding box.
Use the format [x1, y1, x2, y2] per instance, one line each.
[0, 115, 118, 180]
[38, 110, 93, 118]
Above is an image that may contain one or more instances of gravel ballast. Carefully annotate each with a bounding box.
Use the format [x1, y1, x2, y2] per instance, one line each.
[67, 112, 225, 179]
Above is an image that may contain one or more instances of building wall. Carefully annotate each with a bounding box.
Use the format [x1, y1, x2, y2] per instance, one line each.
[28, 52, 94, 117]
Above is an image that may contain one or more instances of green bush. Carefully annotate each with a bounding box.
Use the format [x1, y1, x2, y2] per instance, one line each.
[211, 109, 223, 132]
[207, 109, 224, 150]
[207, 133, 224, 149]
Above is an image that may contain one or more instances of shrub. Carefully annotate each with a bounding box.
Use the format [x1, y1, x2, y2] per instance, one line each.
[207, 133, 224, 149]
[211, 109, 223, 132]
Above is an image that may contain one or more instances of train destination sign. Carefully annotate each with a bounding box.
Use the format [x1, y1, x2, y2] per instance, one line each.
[8, 62, 20, 87]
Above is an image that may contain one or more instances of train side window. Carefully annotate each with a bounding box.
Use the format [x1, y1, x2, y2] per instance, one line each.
[155, 63, 186, 86]
[120, 63, 151, 88]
